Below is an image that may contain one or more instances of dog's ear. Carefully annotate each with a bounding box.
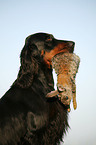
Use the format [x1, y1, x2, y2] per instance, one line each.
[13, 41, 40, 88]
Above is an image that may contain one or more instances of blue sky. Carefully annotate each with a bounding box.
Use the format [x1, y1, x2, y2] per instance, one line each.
[0, 0, 96, 145]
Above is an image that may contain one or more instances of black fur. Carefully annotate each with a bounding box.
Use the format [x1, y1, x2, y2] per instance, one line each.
[0, 33, 75, 145]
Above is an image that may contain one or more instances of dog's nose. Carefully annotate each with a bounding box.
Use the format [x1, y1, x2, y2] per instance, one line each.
[68, 41, 75, 48]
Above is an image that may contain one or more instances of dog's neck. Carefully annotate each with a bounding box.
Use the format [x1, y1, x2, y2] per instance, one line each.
[36, 66, 54, 93]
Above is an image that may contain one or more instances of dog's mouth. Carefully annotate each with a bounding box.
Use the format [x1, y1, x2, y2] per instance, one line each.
[52, 41, 75, 57]
[56, 41, 75, 53]
[52, 46, 75, 60]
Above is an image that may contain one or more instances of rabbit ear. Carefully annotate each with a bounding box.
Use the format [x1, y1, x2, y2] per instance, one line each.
[13, 43, 40, 88]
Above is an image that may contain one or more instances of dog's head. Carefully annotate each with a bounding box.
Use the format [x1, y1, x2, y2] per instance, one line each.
[21, 32, 75, 68]
[14, 33, 75, 88]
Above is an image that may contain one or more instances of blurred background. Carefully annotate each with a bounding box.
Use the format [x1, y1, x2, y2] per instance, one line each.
[0, 0, 96, 145]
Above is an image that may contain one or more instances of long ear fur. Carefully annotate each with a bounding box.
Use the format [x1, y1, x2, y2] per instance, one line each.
[13, 41, 40, 88]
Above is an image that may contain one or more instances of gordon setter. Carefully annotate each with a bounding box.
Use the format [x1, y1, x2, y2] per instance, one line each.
[0, 33, 75, 145]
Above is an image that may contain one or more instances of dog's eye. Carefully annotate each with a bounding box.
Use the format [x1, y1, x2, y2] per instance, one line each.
[46, 36, 53, 42]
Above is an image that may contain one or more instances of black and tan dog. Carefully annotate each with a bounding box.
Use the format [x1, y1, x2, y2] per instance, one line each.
[0, 33, 75, 145]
